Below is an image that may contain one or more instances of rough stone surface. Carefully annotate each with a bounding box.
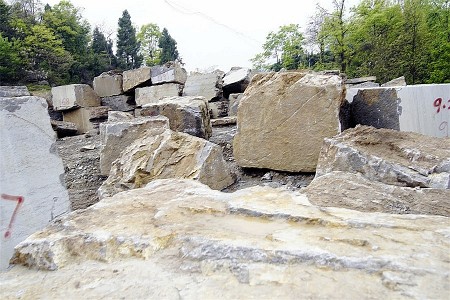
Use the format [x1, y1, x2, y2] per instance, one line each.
[228, 93, 243, 116]
[107, 110, 134, 122]
[93, 73, 123, 97]
[52, 84, 101, 111]
[381, 76, 407, 87]
[346, 76, 377, 84]
[50, 120, 78, 138]
[151, 62, 187, 85]
[99, 116, 170, 175]
[100, 95, 135, 112]
[3, 179, 449, 299]
[316, 126, 450, 189]
[222, 68, 253, 97]
[135, 83, 183, 107]
[98, 131, 235, 198]
[63, 106, 110, 134]
[211, 116, 237, 127]
[234, 72, 345, 172]
[209, 99, 229, 119]
[183, 71, 224, 101]
[122, 67, 152, 93]
[0, 96, 70, 270]
[139, 96, 212, 139]
[0, 86, 30, 97]
[306, 171, 450, 216]
[346, 81, 380, 89]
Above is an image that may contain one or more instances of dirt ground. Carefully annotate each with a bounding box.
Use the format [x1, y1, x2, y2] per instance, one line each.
[57, 123, 314, 210]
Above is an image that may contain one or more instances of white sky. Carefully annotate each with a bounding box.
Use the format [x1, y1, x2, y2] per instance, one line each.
[43, 0, 361, 72]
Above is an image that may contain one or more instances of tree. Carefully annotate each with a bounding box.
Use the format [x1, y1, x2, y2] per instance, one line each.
[91, 26, 116, 68]
[137, 23, 162, 66]
[0, 0, 14, 38]
[0, 33, 22, 82]
[251, 24, 305, 71]
[116, 10, 142, 70]
[158, 27, 179, 64]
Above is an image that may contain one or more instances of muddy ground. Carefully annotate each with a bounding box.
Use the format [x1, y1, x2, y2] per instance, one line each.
[57, 123, 314, 210]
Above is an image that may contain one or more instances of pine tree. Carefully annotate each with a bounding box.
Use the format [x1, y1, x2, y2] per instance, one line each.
[158, 28, 179, 64]
[116, 10, 142, 70]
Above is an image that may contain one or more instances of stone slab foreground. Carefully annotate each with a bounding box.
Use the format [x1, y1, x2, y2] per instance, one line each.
[0, 96, 70, 271]
[233, 72, 345, 172]
[2, 179, 449, 299]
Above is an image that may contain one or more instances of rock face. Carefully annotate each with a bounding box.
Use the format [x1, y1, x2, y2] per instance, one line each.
[138, 96, 212, 139]
[234, 72, 345, 172]
[183, 71, 224, 101]
[316, 126, 450, 189]
[0, 86, 30, 97]
[63, 106, 110, 134]
[98, 131, 234, 198]
[52, 84, 100, 111]
[99, 116, 170, 175]
[0, 96, 70, 270]
[3, 179, 449, 299]
[135, 84, 183, 107]
[100, 95, 135, 112]
[93, 73, 123, 97]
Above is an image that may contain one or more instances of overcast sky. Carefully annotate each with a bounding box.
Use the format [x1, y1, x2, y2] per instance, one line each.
[44, 0, 361, 72]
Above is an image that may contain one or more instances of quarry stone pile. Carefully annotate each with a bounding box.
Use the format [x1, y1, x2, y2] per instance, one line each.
[0, 95, 70, 271]
[2, 179, 449, 299]
[234, 72, 345, 172]
[100, 94, 135, 112]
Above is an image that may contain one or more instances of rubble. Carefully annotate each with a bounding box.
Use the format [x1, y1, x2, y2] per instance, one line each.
[135, 84, 183, 107]
[138, 96, 212, 139]
[51, 84, 100, 111]
[93, 72, 123, 97]
[182, 71, 224, 101]
[234, 72, 345, 172]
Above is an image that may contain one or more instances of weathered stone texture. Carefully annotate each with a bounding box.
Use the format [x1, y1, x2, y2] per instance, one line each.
[208, 100, 229, 119]
[0, 96, 70, 270]
[93, 73, 123, 97]
[122, 67, 152, 92]
[135, 84, 183, 107]
[228, 93, 243, 116]
[63, 106, 110, 134]
[98, 131, 234, 198]
[381, 76, 407, 87]
[150, 62, 187, 85]
[50, 120, 78, 138]
[222, 68, 254, 96]
[0, 86, 30, 97]
[99, 116, 170, 175]
[100, 95, 135, 112]
[182, 71, 224, 101]
[52, 84, 100, 111]
[316, 126, 450, 189]
[139, 96, 212, 139]
[3, 179, 449, 299]
[233, 72, 345, 172]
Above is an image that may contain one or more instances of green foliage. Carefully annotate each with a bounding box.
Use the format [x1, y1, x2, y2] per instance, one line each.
[158, 28, 179, 64]
[137, 23, 162, 66]
[116, 10, 142, 70]
[251, 24, 305, 71]
[0, 33, 22, 82]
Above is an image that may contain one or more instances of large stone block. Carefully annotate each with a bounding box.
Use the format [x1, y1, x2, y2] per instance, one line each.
[135, 84, 183, 107]
[0, 96, 70, 270]
[344, 84, 450, 138]
[316, 125, 450, 189]
[182, 71, 224, 101]
[0, 86, 30, 97]
[93, 73, 123, 97]
[63, 106, 110, 134]
[99, 116, 170, 175]
[98, 130, 235, 198]
[150, 62, 187, 85]
[233, 72, 345, 172]
[101, 95, 135, 112]
[4, 179, 449, 299]
[52, 84, 100, 111]
[122, 67, 152, 92]
[138, 96, 212, 139]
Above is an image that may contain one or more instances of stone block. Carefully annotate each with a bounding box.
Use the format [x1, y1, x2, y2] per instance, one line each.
[50, 120, 78, 138]
[211, 116, 237, 126]
[182, 71, 224, 101]
[100, 95, 135, 112]
[150, 62, 187, 85]
[139, 96, 212, 139]
[381, 76, 407, 87]
[0, 96, 70, 270]
[135, 84, 183, 107]
[98, 130, 235, 198]
[52, 84, 100, 111]
[228, 93, 243, 116]
[233, 72, 345, 172]
[122, 67, 152, 92]
[316, 125, 450, 189]
[222, 67, 254, 96]
[346, 76, 377, 85]
[93, 73, 123, 97]
[63, 106, 110, 134]
[0, 86, 30, 97]
[99, 116, 170, 175]
[344, 84, 450, 138]
[208, 100, 229, 119]
[107, 111, 135, 122]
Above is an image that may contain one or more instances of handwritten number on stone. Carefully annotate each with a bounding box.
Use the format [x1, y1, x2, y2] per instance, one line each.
[1, 194, 24, 239]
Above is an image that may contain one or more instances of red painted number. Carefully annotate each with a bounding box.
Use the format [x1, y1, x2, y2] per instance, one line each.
[1, 194, 24, 239]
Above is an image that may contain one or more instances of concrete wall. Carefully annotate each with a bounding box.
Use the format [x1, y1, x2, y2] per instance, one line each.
[0, 96, 70, 270]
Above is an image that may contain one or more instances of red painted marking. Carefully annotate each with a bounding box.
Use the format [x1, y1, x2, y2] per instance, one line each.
[434, 98, 442, 113]
[1, 194, 24, 239]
